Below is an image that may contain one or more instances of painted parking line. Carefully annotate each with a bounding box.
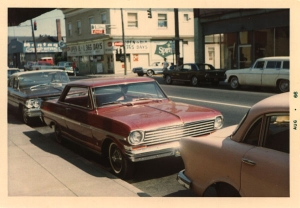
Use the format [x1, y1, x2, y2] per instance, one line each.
[169, 96, 251, 109]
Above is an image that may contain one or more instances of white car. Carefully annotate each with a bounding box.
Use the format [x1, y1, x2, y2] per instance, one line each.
[225, 56, 289, 92]
[132, 62, 170, 77]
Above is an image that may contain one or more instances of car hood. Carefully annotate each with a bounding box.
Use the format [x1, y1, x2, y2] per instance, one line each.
[99, 101, 221, 130]
[20, 85, 65, 99]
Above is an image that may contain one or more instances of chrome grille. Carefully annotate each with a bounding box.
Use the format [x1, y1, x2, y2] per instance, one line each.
[142, 119, 215, 145]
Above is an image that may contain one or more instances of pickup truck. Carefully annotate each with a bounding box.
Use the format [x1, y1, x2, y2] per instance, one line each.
[163, 63, 226, 86]
[132, 61, 171, 77]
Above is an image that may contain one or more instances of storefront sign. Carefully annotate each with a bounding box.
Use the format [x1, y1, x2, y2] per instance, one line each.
[105, 40, 150, 54]
[67, 41, 104, 56]
[154, 41, 173, 58]
[91, 24, 106, 35]
[23, 42, 61, 53]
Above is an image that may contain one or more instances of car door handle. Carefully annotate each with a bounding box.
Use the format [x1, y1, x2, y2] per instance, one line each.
[242, 158, 256, 166]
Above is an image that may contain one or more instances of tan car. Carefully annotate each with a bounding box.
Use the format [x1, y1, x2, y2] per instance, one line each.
[177, 92, 289, 197]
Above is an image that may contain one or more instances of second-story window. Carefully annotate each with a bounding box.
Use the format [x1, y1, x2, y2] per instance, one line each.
[128, 13, 138, 27]
[89, 17, 94, 25]
[68, 23, 72, 36]
[101, 13, 106, 24]
[158, 14, 167, 27]
[77, 21, 81, 35]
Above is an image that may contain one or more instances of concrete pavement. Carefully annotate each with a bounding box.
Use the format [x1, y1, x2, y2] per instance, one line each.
[7, 115, 149, 197]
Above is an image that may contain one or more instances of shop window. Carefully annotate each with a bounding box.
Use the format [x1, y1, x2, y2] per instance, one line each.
[128, 13, 138, 27]
[158, 14, 167, 27]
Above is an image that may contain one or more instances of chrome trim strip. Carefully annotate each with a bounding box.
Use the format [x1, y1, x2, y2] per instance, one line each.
[177, 170, 192, 189]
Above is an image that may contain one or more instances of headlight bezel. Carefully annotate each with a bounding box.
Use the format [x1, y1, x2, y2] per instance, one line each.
[128, 130, 144, 145]
[214, 115, 224, 130]
[25, 98, 42, 109]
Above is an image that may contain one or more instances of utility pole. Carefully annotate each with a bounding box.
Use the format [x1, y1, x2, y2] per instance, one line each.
[121, 8, 127, 75]
[174, 8, 180, 66]
[30, 19, 38, 62]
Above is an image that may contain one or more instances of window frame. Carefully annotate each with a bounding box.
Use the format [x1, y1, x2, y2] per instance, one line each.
[68, 23, 72, 36]
[158, 13, 167, 28]
[77, 20, 82, 35]
[127, 13, 138, 28]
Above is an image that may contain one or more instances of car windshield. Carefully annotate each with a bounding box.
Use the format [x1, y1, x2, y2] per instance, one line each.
[151, 62, 160, 66]
[18, 71, 70, 89]
[92, 81, 167, 107]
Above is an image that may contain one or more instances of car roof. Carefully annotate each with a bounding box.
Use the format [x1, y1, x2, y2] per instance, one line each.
[232, 92, 289, 142]
[67, 77, 155, 87]
[10, 69, 66, 77]
[256, 56, 289, 61]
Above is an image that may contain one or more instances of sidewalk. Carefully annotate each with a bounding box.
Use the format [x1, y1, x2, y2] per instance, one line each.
[7, 115, 149, 197]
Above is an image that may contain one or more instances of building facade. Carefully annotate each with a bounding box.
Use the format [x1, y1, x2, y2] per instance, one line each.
[61, 8, 195, 75]
[195, 9, 289, 70]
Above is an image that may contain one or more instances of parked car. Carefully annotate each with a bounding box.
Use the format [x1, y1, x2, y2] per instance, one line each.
[8, 68, 20, 79]
[41, 77, 224, 179]
[29, 61, 55, 71]
[225, 56, 289, 93]
[163, 63, 226, 86]
[24, 61, 36, 71]
[177, 92, 289, 197]
[132, 61, 171, 77]
[57, 61, 77, 76]
[8, 70, 70, 125]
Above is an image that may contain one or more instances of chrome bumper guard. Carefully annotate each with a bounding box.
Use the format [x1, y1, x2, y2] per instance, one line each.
[177, 170, 192, 189]
[125, 141, 181, 162]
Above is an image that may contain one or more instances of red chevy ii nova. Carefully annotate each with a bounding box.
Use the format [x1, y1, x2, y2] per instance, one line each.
[41, 77, 223, 178]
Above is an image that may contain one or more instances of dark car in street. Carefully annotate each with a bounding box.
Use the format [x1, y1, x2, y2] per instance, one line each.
[8, 70, 70, 125]
[163, 63, 226, 86]
[41, 77, 224, 179]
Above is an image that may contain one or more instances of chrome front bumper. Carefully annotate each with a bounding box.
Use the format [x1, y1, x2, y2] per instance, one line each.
[25, 108, 42, 118]
[177, 170, 192, 189]
[125, 141, 181, 162]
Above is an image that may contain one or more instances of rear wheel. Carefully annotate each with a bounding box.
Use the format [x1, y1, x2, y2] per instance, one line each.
[165, 75, 173, 84]
[216, 183, 240, 197]
[191, 76, 198, 86]
[146, 70, 154, 77]
[278, 79, 289, 93]
[109, 142, 134, 179]
[230, 77, 240, 89]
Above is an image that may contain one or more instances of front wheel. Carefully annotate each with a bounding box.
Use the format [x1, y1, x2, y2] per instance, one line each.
[278, 79, 289, 93]
[20, 107, 31, 125]
[230, 77, 240, 89]
[109, 142, 134, 179]
[137, 73, 144, 77]
[146, 70, 154, 77]
[54, 124, 64, 144]
[165, 75, 173, 84]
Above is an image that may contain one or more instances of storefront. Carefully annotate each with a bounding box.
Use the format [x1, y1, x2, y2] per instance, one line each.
[67, 38, 194, 75]
[195, 9, 289, 69]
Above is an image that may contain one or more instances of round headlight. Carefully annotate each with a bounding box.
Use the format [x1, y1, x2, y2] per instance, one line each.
[128, 131, 143, 145]
[214, 116, 224, 130]
[25, 99, 41, 109]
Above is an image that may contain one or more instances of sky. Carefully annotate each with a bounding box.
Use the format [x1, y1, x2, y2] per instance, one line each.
[8, 9, 66, 37]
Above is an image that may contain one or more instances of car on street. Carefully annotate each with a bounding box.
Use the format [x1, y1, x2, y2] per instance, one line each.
[57, 61, 77, 75]
[177, 92, 289, 197]
[225, 56, 289, 92]
[132, 61, 171, 77]
[8, 68, 20, 80]
[8, 70, 70, 125]
[163, 63, 226, 86]
[41, 77, 224, 179]
[24, 61, 36, 71]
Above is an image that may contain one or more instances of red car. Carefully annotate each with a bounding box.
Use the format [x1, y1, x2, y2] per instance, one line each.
[41, 77, 223, 179]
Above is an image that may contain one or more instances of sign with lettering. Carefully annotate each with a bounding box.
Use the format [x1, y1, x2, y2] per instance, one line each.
[154, 41, 173, 58]
[91, 24, 106, 34]
[67, 41, 104, 56]
[105, 40, 150, 54]
[23, 42, 62, 53]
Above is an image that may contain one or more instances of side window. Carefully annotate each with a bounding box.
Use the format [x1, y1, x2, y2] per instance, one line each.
[191, 64, 198, 71]
[183, 65, 192, 71]
[243, 118, 262, 146]
[62, 87, 91, 109]
[264, 115, 289, 153]
[266, 61, 281, 69]
[253, 61, 265, 69]
[282, 61, 289, 69]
